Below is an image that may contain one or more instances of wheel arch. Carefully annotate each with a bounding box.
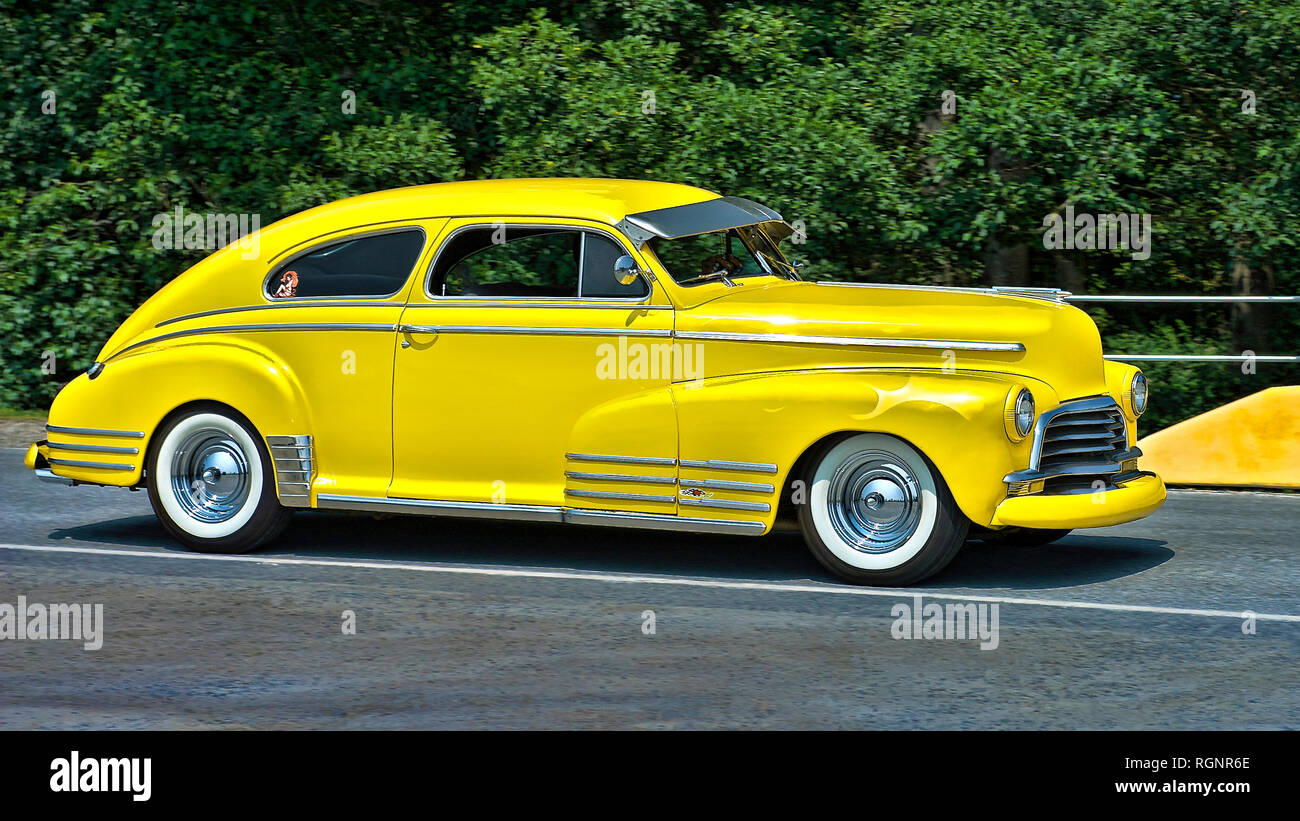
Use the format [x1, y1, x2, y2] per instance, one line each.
[46, 339, 314, 487]
[674, 368, 1052, 529]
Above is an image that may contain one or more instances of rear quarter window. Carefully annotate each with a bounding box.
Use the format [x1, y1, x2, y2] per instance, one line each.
[267, 228, 426, 299]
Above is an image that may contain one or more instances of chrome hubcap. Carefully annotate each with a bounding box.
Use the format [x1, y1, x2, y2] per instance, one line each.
[827, 451, 922, 553]
[170, 428, 251, 523]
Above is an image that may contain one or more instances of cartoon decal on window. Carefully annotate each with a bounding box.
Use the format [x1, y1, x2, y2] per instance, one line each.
[273, 269, 299, 298]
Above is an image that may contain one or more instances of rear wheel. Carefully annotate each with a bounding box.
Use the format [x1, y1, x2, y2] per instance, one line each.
[146, 406, 292, 553]
[797, 433, 967, 586]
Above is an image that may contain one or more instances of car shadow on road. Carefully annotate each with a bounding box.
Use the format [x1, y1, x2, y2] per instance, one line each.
[48, 510, 1173, 592]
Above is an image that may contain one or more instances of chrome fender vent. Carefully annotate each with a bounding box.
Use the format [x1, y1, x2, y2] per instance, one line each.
[267, 435, 313, 508]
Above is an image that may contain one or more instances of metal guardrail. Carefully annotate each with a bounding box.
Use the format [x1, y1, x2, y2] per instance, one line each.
[1061, 293, 1300, 363]
[1103, 354, 1300, 362]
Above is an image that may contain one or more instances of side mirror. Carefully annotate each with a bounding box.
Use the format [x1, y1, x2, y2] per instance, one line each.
[613, 254, 643, 285]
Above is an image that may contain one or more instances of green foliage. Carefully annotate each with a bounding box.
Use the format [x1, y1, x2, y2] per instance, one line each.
[3, 0, 1299, 432]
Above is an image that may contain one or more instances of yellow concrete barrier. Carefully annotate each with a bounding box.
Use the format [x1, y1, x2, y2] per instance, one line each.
[1137, 386, 1300, 488]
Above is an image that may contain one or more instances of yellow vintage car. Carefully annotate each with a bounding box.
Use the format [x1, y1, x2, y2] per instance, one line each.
[23, 178, 1165, 585]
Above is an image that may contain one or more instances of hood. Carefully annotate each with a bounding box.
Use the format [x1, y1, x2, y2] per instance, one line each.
[675, 279, 1106, 401]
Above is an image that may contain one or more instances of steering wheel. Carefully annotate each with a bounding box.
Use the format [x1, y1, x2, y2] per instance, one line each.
[701, 254, 742, 277]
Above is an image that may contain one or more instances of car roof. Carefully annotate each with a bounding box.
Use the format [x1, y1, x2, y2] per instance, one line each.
[276, 178, 722, 235]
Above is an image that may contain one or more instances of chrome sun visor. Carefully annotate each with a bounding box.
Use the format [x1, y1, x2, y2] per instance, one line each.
[616, 196, 790, 247]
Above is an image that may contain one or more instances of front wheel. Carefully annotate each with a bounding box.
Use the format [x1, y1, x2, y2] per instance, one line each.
[797, 433, 968, 586]
[146, 406, 292, 553]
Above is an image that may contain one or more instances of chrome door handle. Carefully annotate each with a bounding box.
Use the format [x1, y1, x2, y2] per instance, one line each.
[398, 324, 438, 349]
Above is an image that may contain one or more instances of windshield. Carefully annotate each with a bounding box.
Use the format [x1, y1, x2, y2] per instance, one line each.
[647, 224, 795, 287]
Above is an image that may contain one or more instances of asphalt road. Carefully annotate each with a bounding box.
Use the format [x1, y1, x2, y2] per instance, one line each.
[1, 449, 1296, 729]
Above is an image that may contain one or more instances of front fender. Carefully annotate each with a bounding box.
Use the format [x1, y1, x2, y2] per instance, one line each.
[45, 339, 311, 486]
[673, 368, 1061, 528]
[1103, 359, 1143, 444]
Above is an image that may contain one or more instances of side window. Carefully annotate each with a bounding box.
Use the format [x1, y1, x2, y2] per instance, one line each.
[432, 227, 579, 298]
[580, 232, 649, 299]
[267, 229, 425, 299]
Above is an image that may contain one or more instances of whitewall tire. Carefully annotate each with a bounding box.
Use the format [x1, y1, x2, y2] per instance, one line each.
[797, 433, 967, 585]
[146, 406, 292, 553]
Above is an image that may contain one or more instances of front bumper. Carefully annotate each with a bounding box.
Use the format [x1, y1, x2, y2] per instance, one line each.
[990, 472, 1166, 529]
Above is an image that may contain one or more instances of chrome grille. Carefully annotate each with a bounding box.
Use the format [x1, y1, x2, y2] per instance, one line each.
[1037, 406, 1127, 474]
[1004, 396, 1139, 496]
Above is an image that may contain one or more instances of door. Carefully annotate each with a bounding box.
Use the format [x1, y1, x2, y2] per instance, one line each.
[256, 222, 441, 499]
[390, 218, 680, 515]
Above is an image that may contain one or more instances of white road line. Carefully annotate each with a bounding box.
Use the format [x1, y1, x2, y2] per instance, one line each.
[1, 541, 1297, 623]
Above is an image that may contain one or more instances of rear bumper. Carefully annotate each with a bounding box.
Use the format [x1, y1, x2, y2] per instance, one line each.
[990, 472, 1166, 529]
[23, 441, 71, 485]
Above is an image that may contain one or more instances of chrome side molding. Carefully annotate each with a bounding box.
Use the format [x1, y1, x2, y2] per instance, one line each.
[422, 325, 673, 339]
[680, 477, 775, 493]
[674, 329, 1025, 354]
[317, 494, 565, 523]
[679, 458, 778, 474]
[565, 452, 677, 467]
[402, 301, 674, 311]
[564, 488, 676, 504]
[565, 471, 677, 485]
[46, 442, 140, 455]
[314, 493, 768, 536]
[46, 425, 144, 439]
[106, 323, 398, 361]
[267, 435, 313, 508]
[46, 457, 134, 471]
[156, 300, 406, 328]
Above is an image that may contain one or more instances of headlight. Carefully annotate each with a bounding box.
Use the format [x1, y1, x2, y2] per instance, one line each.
[1128, 371, 1149, 416]
[1004, 387, 1036, 441]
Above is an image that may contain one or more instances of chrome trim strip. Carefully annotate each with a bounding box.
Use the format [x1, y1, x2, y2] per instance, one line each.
[680, 478, 775, 493]
[46, 442, 140, 455]
[108, 323, 397, 360]
[398, 323, 440, 335]
[47, 457, 134, 471]
[565, 453, 677, 467]
[45, 425, 145, 439]
[564, 509, 766, 535]
[674, 330, 1025, 354]
[317, 494, 565, 523]
[417, 325, 672, 338]
[818, 281, 1055, 302]
[402, 302, 674, 310]
[35, 468, 75, 486]
[316, 494, 767, 534]
[679, 497, 772, 513]
[679, 459, 778, 474]
[990, 285, 1070, 302]
[1071, 295, 1300, 303]
[566, 471, 677, 485]
[564, 488, 676, 504]
[157, 301, 403, 328]
[267, 434, 314, 508]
